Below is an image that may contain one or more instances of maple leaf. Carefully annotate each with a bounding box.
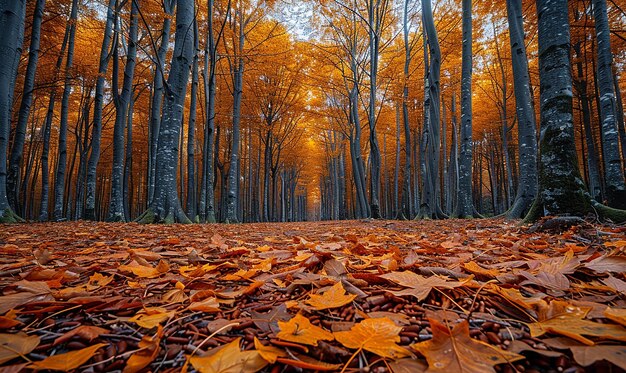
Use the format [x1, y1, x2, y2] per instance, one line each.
[411, 319, 524, 372]
[254, 337, 286, 363]
[30, 343, 107, 371]
[124, 326, 163, 373]
[462, 261, 500, 278]
[250, 303, 291, 333]
[189, 337, 267, 373]
[380, 271, 469, 301]
[528, 301, 626, 345]
[0, 333, 40, 365]
[277, 313, 334, 346]
[0, 280, 54, 314]
[584, 254, 626, 274]
[334, 317, 411, 358]
[128, 307, 175, 328]
[305, 281, 356, 310]
[570, 345, 626, 370]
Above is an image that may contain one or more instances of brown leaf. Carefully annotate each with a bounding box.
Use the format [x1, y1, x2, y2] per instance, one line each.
[0, 333, 40, 365]
[123, 326, 163, 373]
[570, 345, 626, 369]
[53, 325, 109, 346]
[411, 319, 524, 372]
[0, 281, 53, 314]
[381, 271, 469, 301]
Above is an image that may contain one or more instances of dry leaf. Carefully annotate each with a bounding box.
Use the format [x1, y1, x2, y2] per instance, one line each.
[188, 297, 221, 313]
[53, 325, 109, 346]
[277, 313, 334, 346]
[334, 317, 411, 358]
[570, 345, 626, 370]
[604, 307, 626, 327]
[119, 259, 170, 278]
[305, 281, 356, 310]
[0, 310, 22, 330]
[381, 271, 469, 301]
[189, 337, 267, 373]
[128, 307, 174, 328]
[123, 326, 163, 373]
[463, 261, 500, 278]
[0, 333, 40, 365]
[30, 343, 107, 371]
[411, 319, 523, 372]
[253, 337, 286, 363]
[0, 281, 53, 314]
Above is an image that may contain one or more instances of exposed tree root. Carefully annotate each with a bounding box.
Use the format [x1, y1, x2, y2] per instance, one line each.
[134, 207, 192, 224]
[0, 208, 25, 224]
[527, 216, 589, 233]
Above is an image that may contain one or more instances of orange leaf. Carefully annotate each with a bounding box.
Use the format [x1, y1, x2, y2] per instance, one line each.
[605, 307, 626, 327]
[30, 343, 107, 371]
[305, 282, 356, 310]
[0, 333, 40, 365]
[0, 310, 22, 330]
[334, 317, 411, 358]
[128, 307, 174, 329]
[123, 326, 163, 373]
[254, 337, 286, 363]
[411, 319, 523, 372]
[119, 260, 170, 278]
[189, 337, 267, 373]
[381, 271, 469, 301]
[462, 261, 500, 278]
[277, 313, 334, 346]
[276, 353, 342, 371]
[188, 297, 221, 313]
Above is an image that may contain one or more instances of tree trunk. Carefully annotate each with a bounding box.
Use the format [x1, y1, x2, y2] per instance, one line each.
[0, 0, 27, 223]
[108, 0, 138, 222]
[505, 0, 538, 218]
[7, 0, 46, 214]
[186, 19, 199, 220]
[85, 0, 117, 220]
[593, 0, 626, 209]
[136, 0, 194, 224]
[455, 0, 474, 218]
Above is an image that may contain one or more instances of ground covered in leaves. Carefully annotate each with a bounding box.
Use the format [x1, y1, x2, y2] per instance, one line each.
[0, 218, 625, 372]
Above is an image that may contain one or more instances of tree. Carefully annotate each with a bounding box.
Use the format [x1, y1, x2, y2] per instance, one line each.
[593, 0, 626, 209]
[454, 0, 474, 218]
[505, 0, 538, 218]
[525, 0, 626, 223]
[0, 0, 27, 223]
[136, 0, 195, 223]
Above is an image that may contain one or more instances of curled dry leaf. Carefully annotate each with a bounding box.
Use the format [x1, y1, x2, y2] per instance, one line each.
[334, 317, 411, 359]
[53, 325, 109, 346]
[128, 307, 175, 329]
[123, 326, 163, 373]
[411, 319, 524, 372]
[277, 313, 334, 346]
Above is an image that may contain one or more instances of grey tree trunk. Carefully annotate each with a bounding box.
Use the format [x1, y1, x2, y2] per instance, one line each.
[401, 0, 412, 219]
[593, 0, 626, 209]
[52, 0, 78, 221]
[85, 0, 117, 220]
[614, 73, 626, 164]
[394, 103, 401, 218]
[136, 0, 194, 224]
[148, 1, 175, 205]
[455, 0, 474, 218]
[0, 0, 27, 223]
[186, 19, 199, 220]
[7, 0, 45, 213]
[448, 94, 459, 214]
[505, 0, 538, 218]
[108, 0, 138, 222]
[124, 91, 137, 220]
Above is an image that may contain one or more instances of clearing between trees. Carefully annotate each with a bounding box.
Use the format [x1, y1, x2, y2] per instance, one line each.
[0, 218, 625, 372]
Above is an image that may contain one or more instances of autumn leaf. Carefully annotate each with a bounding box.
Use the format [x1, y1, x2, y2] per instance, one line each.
[30, 343, 107, 371]
[528, 301, 626, 345]
[124, 326, 163, 373]
[53, 325, 109, 346]
[462, 261, 499, 278]
[570, 345, 626, 370]
[277, 313, 334, 346]
[254, 337, 286, 363]
[189, 337, 267, 373]
[188, 297, 221, 313]
[88, 273, 113, 288]
[411, 319, 524, 372]
[118, 259, 170, 278]
[0, 280, 53, 314]
[381, 271, 469, 301]
[276, 353, 342, 371]
[0, 310, 22, 330]
[128, 307, 175, 328]
[305, 281, 356, 310]
[604, 307, 626, 327]
[334, 317, 411, 358]
[0, 333, 40, 365]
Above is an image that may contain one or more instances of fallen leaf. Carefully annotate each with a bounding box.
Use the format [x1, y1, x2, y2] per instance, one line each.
[119, 259, 170, 278]
[0, 333, 40, 365]
[123, 326, 163, 373]
[0, 310, 21, 329]
[189, 337, 267, 373]
[411, 319, 523, 372]
[277, 313, 334, 346]
[0, 281, 53, 314]
[30, 343, 107, 371]
[276, 353, 342, 371]
[188, 297, 221, 313]
[53, 325, 109, 346]
[463, 261, 500, 278]
[604, 307, 626, 328]
[584, 255, 626, 274]
[570, 345, 626, 369]
[128, 307, 174, 329]
[305, 282, 356, 310]
[254, 337, 286, 363]
[334, 317, 411, 358]
[381, 271, 469, 301]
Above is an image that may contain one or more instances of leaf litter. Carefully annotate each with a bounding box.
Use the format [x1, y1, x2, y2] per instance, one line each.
[0, 218, 625, 372]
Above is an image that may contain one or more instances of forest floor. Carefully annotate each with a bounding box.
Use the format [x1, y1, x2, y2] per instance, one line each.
[0, 218, 625, 372]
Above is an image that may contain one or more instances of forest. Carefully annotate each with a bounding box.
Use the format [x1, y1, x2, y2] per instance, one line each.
[1, 0, 626, 372]
[0, 0, 624, 224]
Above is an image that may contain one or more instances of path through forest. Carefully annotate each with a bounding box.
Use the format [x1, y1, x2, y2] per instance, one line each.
[0, 219, 625, 371]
